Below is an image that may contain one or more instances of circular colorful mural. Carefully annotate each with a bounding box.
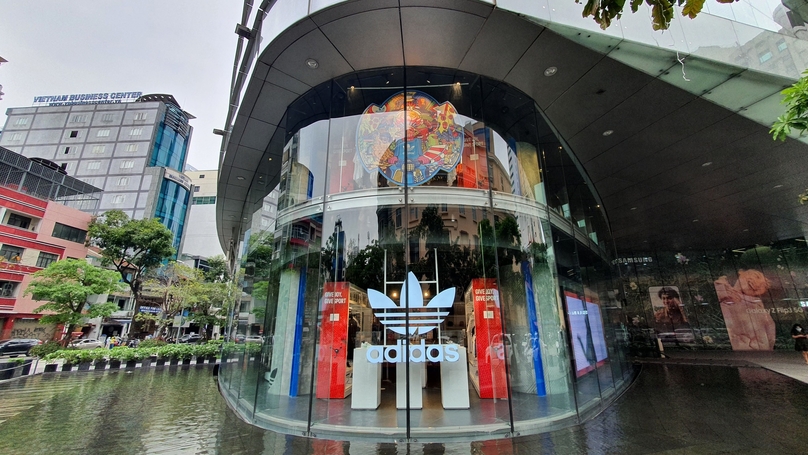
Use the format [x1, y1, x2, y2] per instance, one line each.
[356, 91, 464, 186]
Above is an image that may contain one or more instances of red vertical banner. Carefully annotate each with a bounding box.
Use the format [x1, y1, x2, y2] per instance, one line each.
[471, 278, 508, 399]
[316, 282, 350, 399]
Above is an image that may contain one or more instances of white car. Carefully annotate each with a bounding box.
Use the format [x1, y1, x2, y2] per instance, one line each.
[70, 339, 103, 349]
[245, 335, 264, 343]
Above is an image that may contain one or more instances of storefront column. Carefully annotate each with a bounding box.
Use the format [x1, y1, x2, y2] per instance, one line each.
[1, 317, 15, 339]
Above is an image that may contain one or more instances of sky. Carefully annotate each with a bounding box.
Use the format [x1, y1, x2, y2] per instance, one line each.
[0, 1, 243, 171]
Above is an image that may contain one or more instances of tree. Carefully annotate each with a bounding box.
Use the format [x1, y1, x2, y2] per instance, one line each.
[87, 210, 175, 335]
[25, 259, 124, 345]
[578, 0, 731, 31]
[203, 255, 230, 283]
[771, 70, 808, 142]
[139, 261, 201, 339]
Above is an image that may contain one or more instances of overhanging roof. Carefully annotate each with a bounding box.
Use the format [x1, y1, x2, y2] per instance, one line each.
[219, 1, 808, 255]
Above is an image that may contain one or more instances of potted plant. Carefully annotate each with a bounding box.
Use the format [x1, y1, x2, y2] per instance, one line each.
[42, 351, 61, 373]
[157, 344, 179, 365]
[178, 344, 194, 365]
[108, 347, 127, 369]
[60, 350, 80, 371]
[91, 348, 109, 370]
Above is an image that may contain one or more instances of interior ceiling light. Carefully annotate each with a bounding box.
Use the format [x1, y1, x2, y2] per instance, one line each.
[543, 66, 558, 77]
[774, 184, 783, 188]
[602, 130, 613, 136]
[305, 58, 319, 69]
[693, 219, 699, 222]
[630, 207, 637, 210]
[236, 176, 245, 180]
[702, 161, 712, 167]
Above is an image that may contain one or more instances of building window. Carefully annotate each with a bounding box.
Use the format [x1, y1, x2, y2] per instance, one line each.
[52, 222, 87, 244]
[117, 177, 129, 186]
[87, 161, 101, 170]
[134, 112, 148, 121]
[6, 213, 32, 229]
[101, 113, 114, 122]
[193, 185, 200, 192]
[0, 245, 24, 262]
[759, 52, 773, 63]
[198, 174, 205, 179]
[192, 196, 216, 205]
[120, 160, 134, 169]
[459, 205, 465, 215]
[70, 115, 86, 123]
[261, 218, 270, 227]
[8, 133, 22, 141]
[395, 208, 402, 228]
[129, 128, 143, 136]
[69, 130, 79, 138]
[97, 129, 110, 138]
[0, 281, 18, 297]
[14, 117, 28, 126]
[63, 146, 71, 155]
[125, 143, 138, 152]
[111, 195, 125, 204]
[472, 207, 477, 221]
[92, 145, 105, 154]
[36, 252, 59, 268]
[777, 40, 787, 52]
[441, 204, 448, 212]
[263, 203, 271, 212]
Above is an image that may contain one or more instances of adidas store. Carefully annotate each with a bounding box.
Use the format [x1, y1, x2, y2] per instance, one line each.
[218, 1, 638, 442]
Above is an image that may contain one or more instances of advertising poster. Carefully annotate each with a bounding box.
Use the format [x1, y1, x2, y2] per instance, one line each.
[565, 291, 596, 377]
[714, 269, 775, 351]
[316, 282, 350, 398]
[469, 278, 508, 399]
[585, 299, 609, 365]
[649, 285, 691, 345]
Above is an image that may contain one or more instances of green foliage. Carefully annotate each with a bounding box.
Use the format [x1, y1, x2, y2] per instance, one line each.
[771, 69, 808, 141]
[25, 259, 124, 342]
[44, 349, 80, 364]
[29, 341, 61, 358]
[245, 232, 274, 279]
[577, 0, 729, 30]
[138, 339, 167, 349]
[109, 346, 138, 362]
[203, 255, 230, 283]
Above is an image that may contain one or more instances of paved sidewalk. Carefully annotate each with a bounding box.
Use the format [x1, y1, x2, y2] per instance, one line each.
[635, 349, 808, 384]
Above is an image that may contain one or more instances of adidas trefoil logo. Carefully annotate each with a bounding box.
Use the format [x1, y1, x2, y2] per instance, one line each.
[368, 271, 455, 336]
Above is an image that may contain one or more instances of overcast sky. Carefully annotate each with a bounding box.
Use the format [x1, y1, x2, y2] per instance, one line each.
[0, 1, 242, 170]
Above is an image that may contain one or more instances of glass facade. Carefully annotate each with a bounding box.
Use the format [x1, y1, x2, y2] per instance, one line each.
[149, 104, 190, 172]
[154, 179, 190, 253]
[220, 68, 632, 441]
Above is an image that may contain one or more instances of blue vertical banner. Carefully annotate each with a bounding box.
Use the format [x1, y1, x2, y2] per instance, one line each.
[522, 261, 546, 396]
[289, 267, 307, 397]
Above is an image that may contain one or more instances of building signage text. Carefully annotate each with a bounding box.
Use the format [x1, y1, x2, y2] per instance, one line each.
[32, 91, 143, 107]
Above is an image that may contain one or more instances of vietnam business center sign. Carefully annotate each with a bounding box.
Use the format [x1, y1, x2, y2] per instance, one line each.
[32, 91, 143, 107]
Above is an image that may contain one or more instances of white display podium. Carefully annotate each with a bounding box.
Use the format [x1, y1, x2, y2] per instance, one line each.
[396, 361, 423, 409]
[350, 348, 381, 409]
[440, 346, 470, 409]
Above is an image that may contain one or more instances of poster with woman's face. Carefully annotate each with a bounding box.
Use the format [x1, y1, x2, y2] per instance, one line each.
[713, 269, 775, 351]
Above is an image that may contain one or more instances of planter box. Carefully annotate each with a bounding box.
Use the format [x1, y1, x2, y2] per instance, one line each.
[62, 363, 74, 372]
[169, 358, 179, 366]
[0, 363, 15, 380]
[181, 358, 191, 365]
[141, 358, 152, 368]
[94, 361, 108, 370]
[125, 360, 138, 369]
[21, 360, 33, 375]
[109, 360, 121, 369]
[78, 362, 92, 371]
[44, 364, 58, 373]
[156, 358, 166, 367]
[207, 356, 217, 364]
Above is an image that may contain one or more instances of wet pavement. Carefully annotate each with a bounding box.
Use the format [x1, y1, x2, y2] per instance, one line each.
[0, 359, 807, 454]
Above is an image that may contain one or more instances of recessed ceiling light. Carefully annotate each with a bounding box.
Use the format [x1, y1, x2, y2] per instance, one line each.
[774, 184, 783, 188]
[630, 207, 637, 210]
[702, 161, 712, 167]
[693, 219, 699, 222]
[602, 130, 613, 136]
[305, 58, 319, 69]
[236, 176, 245, 180]
[743, 228, 749, 232]
[544, 66, 558, 77]
[268, 157, 272, 161]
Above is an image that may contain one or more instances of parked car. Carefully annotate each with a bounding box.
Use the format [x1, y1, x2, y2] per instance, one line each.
[70, 339, 103, 349]
[178, 334, 203, 344]
[245, 335, 264, 343]
[0, 338, 42, 356]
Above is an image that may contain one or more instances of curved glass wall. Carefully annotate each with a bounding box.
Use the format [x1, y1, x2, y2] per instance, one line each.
[149, 103, 190, 172]
[220, 67, 632, 441]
